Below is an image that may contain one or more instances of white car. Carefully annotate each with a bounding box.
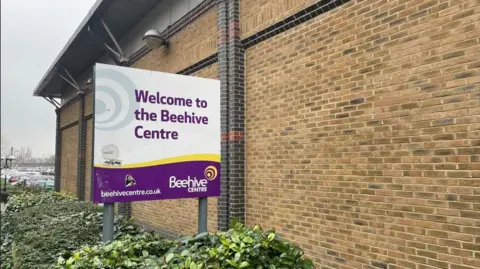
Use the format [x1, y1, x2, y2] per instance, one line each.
[20, 171, 41, 176]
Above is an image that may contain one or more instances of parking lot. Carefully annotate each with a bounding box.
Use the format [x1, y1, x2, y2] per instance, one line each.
[1, 168, 54, 190]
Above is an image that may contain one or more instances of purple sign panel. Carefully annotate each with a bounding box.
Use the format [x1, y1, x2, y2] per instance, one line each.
[92, 161, 220, 203]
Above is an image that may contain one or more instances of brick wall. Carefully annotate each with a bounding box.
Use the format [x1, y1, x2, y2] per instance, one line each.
[59, 99, 80, 195]
[85, 118, 93, 200]
[60, 101, 79, 127]
[58, 95, 91, 200]
[132, 195, 219, 236]
[84, 91, 94, 200]
[240, 0, 317, 38]
[85, 92, 93, 117]
[132, 63, 219, 235]
[245, 0, 480, 268]
[131, 8, 217, 73]
[60, 125, 79, 196]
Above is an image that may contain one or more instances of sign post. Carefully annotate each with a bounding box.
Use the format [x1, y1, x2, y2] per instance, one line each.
[198, 197, 208, 233]
[92, 63, 221, 240]
[102, 203, 115, 242]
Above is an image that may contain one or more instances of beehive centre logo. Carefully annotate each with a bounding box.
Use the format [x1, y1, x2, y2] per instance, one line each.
[169, 166, 218, 193]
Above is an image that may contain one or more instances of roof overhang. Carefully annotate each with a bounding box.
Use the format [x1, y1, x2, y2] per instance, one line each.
[33, 0, 160, 97]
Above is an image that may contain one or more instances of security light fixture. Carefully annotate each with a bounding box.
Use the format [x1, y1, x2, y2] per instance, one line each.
[143, 29, 168, 49]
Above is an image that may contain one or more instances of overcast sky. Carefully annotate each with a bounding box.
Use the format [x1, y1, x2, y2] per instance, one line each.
[1, 0, 96, 157]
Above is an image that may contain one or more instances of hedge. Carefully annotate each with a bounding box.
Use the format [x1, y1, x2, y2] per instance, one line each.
[1, 190, 77, 269]
[56, 220, 314, 269]
[1, 189, 315, 269]
[1, 190, 140, 269]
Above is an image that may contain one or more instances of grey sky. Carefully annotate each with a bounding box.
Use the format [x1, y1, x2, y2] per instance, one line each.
[1, 0, 96, 157]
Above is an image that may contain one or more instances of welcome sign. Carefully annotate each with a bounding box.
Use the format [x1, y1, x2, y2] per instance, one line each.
[92, 63, 221, 203]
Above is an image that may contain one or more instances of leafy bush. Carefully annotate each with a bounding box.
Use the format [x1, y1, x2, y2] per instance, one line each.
[4, 189, 74, 213]
[1, 189, 75, 269]
[2, 190, 315, 269]
[1, 189, 142, 269]
[10, 201, 103, 269]
[0, 216, 14, 269]
[161, 220, 314, 269]
[57, 232, 174, 269]
[56, 220, 314, 269]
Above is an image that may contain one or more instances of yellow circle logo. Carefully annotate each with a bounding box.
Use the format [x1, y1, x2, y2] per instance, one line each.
[204, 166, 218, 180]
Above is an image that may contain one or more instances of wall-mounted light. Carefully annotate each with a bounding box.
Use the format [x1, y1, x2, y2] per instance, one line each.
[143, 29, 168, 49]
[87, 78, 93, 85]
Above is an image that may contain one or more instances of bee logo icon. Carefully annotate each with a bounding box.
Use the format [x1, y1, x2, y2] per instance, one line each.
[125, 174, 136, 187]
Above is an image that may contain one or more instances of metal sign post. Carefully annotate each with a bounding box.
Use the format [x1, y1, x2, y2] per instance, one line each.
[102, 203, 115, 243]
[198, 197, 208, 233]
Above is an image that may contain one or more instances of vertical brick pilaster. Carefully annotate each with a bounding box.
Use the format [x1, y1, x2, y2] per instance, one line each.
[217, 0, 230, 231]
[76, 93, 86, 200]
[227, 0, 245, 222]
[54, 109, 61, 192]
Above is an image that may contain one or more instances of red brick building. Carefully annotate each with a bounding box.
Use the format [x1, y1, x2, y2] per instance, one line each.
[34, 0, 480, 268]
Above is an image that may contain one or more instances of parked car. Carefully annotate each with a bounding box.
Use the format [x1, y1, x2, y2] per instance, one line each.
[25, 177, 38, 187]
[9, 174, 31, 184]
[11, 175, 32, 186]
[8, 175, 21, 183]
[22, 175, 53, 187]
[21, 171, 41, 177]
[34, 179, 54, 190]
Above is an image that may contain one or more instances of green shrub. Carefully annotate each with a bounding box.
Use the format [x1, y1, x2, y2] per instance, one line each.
[1, 190, 142, 269]
[10, 201, 103, 269]
[4, 189, 74, 213]
[1, 184, 41, 200]
[0, 215, 14, 269]
[56, 232, 174, 269]
[3, 190, 315, 269]
[161, 220, 314, 269]
[56, 220, 315, 269]
[2, 189, 74, 269]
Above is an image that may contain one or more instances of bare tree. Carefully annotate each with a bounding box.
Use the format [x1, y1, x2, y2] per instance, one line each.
[46, 155, 55, 164]
[25, 147, 32, 161]
[39, 155, 55, 164]
[17, 147, 24, 163]
[16, 146, 33, 164]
